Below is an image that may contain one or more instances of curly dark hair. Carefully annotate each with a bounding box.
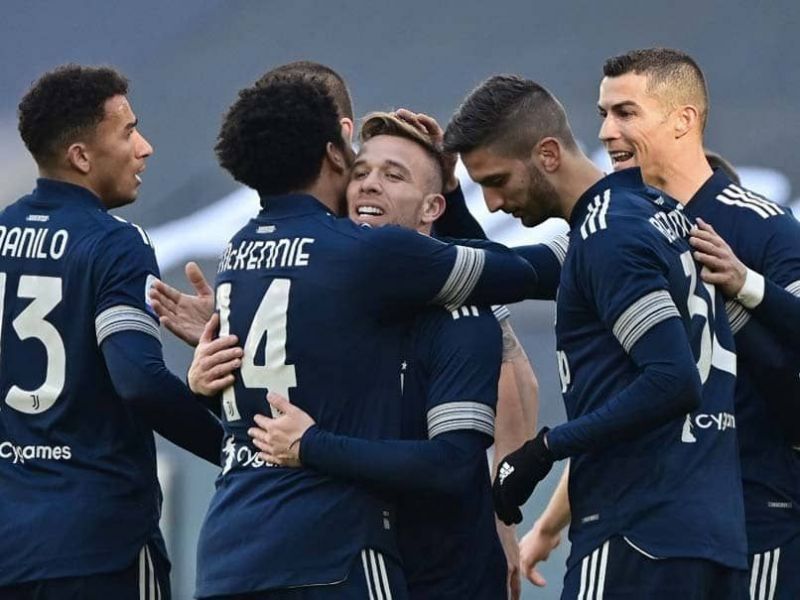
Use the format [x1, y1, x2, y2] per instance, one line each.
[216, 73, 346, 196]
[18, 64, 128, 166]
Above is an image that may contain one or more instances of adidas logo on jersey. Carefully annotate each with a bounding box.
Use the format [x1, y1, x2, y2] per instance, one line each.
[498, 462, 515, 484]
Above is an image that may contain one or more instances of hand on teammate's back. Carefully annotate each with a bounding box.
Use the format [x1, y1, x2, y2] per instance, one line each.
[248, 393, 315, 467]
[150, 261, 215, 346]
[187, 313, 242, 396]
[492, 427, 555, 525]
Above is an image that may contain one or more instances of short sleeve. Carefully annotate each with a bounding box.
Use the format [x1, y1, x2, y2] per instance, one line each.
[93, 225, 161, 346]
[580, 224, 681, 353]
[422, 308, 502, 439]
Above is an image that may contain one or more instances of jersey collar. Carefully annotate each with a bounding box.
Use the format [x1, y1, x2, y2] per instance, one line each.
[32, 178, 106, 210]
[569, 167, 646, 227]
[258, 193, 336, 218]
[686, 169, 733, 212]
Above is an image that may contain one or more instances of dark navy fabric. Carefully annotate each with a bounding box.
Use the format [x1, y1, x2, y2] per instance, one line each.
[681, 169, 800, 553]
[556, 169, 746, 571]
[0, 179, 164, 584]
[561, 536, 748, 600]
[196, 193, 539, 597]
[396, 306, 506, 600]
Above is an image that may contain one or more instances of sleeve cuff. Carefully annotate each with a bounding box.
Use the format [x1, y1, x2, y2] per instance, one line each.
[736, 268, 765, 309]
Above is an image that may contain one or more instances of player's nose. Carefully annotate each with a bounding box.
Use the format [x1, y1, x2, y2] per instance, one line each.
[482, 188, 504, 213]
[598, 116, 618, 142]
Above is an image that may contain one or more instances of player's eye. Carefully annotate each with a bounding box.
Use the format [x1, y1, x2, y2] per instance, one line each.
[385, 171, 404, 182]
[352, 169, 368, 180]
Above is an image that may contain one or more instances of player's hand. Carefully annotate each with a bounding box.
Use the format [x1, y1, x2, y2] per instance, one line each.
[496, 520, 522, 600]
[150, 261, 215, 346]
[493, 427, 555, 525]
[519, 518, 562, 587]
[689, 218, 747, 298]
[249, 392, 315, 468]
[394, 108, 459, 193]
[187, 313, 242, 396]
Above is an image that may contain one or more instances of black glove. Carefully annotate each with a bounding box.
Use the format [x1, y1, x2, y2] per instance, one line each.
[493, 427, 555, 525]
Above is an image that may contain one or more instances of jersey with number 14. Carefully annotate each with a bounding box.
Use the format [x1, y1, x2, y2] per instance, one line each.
[195, 193, 537, 597]
[557, 168, 747, 571]
[0, 179, 163, 585]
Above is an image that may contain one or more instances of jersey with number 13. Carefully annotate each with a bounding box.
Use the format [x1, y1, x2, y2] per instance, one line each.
[0, 178, 163, 586]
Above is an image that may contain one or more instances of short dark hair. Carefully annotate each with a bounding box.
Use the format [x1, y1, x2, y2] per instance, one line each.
[360, 112, 446, 193]
[603, 48, 709, 130]
[256, 61, 354, 121]
[216, 73, 346, 196]
[18, 64, 129, 166]
[444, 74, 577, 158]
[704, 150, 740, 185]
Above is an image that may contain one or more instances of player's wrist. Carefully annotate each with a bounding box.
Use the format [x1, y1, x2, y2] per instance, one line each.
[297, 424, 322, 465]
[735, 268, 765, 309]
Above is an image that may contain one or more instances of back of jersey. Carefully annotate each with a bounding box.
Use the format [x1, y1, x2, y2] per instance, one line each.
[0, 180, 161, 585]
[197, 195, 407, 596]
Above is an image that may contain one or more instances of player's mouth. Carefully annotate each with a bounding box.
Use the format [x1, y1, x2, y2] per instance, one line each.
[608, 150, 635, 170]
[135, 167, 145, 184]
[355, 205, 385, 218]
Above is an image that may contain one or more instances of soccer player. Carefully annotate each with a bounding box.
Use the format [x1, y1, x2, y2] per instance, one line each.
[598, 47, 800, 599]
[190, 70, 541, 599]
[219, 111, 547, 600]
[0, 65, 223, 600]
[444, 74, 748, 598]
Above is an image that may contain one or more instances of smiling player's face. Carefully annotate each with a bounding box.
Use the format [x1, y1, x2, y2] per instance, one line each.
[346, 135, 438, 231]
[597, 73, 673, 178]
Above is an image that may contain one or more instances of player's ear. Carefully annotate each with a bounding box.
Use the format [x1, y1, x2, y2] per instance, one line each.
[325, 141, 347, 175]
[66, 142, 91, 175]
[535, 137, 561, 174]
[674, 104, 700, 139]
[421, 193, 446, 225]
[339, 117, 354, 145]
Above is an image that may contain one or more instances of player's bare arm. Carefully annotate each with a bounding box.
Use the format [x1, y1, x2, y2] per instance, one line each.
[493, 319, 539, 600]
[519, 462, 570, 587]
[150, 261, 215, 346]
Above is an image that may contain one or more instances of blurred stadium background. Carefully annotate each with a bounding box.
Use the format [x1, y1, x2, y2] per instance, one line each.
[2, 1, 799, 597]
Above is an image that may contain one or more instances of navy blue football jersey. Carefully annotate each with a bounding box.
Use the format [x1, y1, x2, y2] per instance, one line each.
[556, 169, 747, 570]
[682, 169, 800, 552]
[396, 305, 505, 599]
[195, 194, 538, 597]
[0, 179, 163, 584]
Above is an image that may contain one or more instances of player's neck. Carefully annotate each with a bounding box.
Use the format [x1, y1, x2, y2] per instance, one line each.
[558, 154, 605, 221]
[38, 167, 103, 203]
[643, 145, 712, 206]
[301, 179, 345, 216]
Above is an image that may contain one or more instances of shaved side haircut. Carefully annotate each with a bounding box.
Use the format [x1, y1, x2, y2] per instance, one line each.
[603, 48, 709, 131]
[444, 74, 578, 158]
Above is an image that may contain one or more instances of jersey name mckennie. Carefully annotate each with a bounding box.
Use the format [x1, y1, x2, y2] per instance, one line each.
[0, 179, 163, 585]
[557, 168, 746, 570]
[396, 306, 505, 599]
[681, 169, 800, 552]
[195, 194, 535, 596]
